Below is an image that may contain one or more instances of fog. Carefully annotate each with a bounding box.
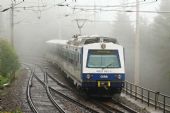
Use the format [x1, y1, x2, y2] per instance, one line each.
[0, 0, 170, 96]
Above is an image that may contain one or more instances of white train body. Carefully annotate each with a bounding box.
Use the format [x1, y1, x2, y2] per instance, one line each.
[46, 36, 125, 96]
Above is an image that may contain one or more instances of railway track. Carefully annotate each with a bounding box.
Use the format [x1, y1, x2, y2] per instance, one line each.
[48, 65, 140, 113]
[93, 100, 139, 113]
[90, 98, 138, 113]
[45, 66, 139, 113]
[26, 68, 39, 113]
[111, 98, 138, 113]
[26, 64, 139, 113]
[26, 65, 100, 113]
[26, 66, 61, 113]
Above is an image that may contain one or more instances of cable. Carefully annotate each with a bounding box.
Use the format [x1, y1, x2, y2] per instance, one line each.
[54, 0, 161, 14]
[15, 5, 47, 9]
[1, 1, 24, 12]
[73, 0, 157, 8]
[64, 3, 170, 14]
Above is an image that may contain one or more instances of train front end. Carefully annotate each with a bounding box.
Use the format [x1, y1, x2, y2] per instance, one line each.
[81, 42, 125, 97]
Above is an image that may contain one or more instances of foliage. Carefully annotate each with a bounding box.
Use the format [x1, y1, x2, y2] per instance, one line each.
[0, 75, 9, 86]
[11, 108, 23, 113]
[152, 0, 170, 47]
[153, 1, 170, 33]
[151, 0, 170, 77]
[113, 12, 135, 47]
[0, 108, 23, 113]
[0, 39, 20, 78]
[113, 12, 135, 82]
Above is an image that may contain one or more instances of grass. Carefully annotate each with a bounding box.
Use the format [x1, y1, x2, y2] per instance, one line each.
[11, 108, 23, 113]
[0, 75, 10, 87]
[0, 108, 23, 113]
[0, 73, 23, 113]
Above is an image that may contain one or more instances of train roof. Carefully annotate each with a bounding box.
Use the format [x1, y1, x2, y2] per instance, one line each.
[46, 35, 119, 46]
[67, 35, 118, 46]
[46, 39, 68, 45]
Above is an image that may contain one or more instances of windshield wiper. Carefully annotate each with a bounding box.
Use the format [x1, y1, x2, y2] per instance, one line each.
[102, 62, 113, 69]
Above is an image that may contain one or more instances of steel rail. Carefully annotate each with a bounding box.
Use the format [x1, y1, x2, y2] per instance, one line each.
[96, 101, 125, 113]
[46, 68, 136, 113]
[46, 72, 71, 90]
[112, 98, 138, 113]
[91, 100, 119, 113]
[36, 65, 137, 113]
[26, 68, 39, 113]
[49, 87, 99, 113]
[44, 73, 66, 113]
[34, 68, 99, 113]
[44, 66, 132, 113]
[36, 64, 71, 90]
[46, 85, 66, 113]
[33, 72, 66, 113]
[33, 71, 99, 113]
[47, 76, 123, 113]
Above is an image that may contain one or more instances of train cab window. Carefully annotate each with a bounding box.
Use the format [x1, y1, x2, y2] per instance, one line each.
[87, 50, 121, 68]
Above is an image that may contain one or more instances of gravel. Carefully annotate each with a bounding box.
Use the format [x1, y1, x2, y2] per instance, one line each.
[0, 69, 28, 112]
[0, 63, 156, 113]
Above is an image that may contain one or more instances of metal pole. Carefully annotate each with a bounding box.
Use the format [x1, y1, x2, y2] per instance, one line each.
[10, 3, 14, 47]
[148, 91, 150, 106]
[141, 88, 143, 103]
[163, 96, 166, 113]
[134, 0, 140, 85]
[76, 20, 81, 35]
[44, 67, 48, 84]
[75, 19, 87, 35]
[135, 85, 137, 100]
[0, 5, 2, 36]
[93, 0, 96, 34]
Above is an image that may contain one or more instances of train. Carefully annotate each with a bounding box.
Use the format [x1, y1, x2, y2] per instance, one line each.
[46, 35, 125, 97]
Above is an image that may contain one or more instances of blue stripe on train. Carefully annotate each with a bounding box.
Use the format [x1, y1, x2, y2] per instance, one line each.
[81, 73, 125, 81]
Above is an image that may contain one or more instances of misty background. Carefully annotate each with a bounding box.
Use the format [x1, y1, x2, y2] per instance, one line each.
[0, 0, 170, 95]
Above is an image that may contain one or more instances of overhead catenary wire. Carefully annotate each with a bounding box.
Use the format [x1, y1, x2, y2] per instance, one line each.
[54, 0, 170, 14]
[73, 0, 157, 8]
[0, 0, 164, 25]
[66, 5, 170, 14]
[1, 0, 164, 16]
[1, 0, 159, 13]
[1, 1, 24, 12]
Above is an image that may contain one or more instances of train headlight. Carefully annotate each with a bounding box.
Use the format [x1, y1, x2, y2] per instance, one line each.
[87, 74, 91, 79]
[115, 74, 121, 80]
[86, 74, 93, 79]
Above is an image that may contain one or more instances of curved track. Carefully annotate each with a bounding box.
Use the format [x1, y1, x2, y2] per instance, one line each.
[26, 64, 139, 113]
[26, 68, 39, 113]
[91, 99, 138, 113]
[27, 65, 101, 113]
[45, 67, 138, 113]
[33, 71, 66, 113]
[26, 65, 66, 113]
[111, 98, 138, 113]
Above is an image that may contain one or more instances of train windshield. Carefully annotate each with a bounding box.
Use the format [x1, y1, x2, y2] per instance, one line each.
[87, 50, 121, 68]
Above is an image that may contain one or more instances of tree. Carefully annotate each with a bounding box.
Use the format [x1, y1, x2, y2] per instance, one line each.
[152, 0, 170, 45]
[113, 13, 135, 47]
[151, 0, 170, 76]
[113, 12, 135, 82]
[0, 39, 20, 79]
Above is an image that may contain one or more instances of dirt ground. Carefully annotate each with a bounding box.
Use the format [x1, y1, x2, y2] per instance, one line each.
[0, 69, 27, 112]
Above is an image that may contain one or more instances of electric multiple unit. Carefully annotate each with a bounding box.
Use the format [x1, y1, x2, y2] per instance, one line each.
[46, 35, 125, 97]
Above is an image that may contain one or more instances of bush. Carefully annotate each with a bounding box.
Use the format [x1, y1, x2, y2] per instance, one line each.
[0, 75, 9, 86]
[0, 39, 20, 81]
